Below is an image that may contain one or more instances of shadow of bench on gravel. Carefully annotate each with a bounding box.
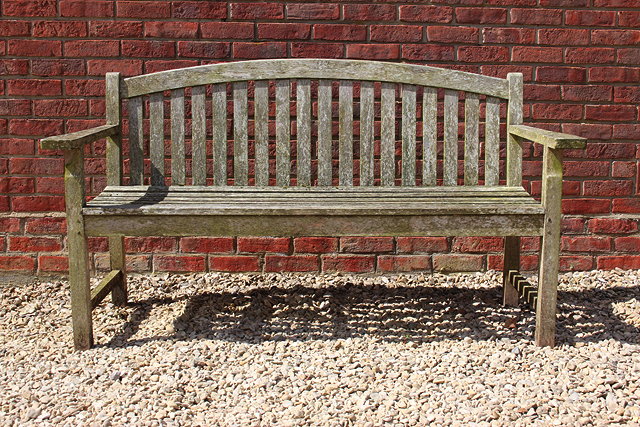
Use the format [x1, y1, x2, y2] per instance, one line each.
[106, 283, 639, 348]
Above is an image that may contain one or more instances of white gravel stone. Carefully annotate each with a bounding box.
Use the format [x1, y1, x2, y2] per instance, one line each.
[0, 269, 639, 425]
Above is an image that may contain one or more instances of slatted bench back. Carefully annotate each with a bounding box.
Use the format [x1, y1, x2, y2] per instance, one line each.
[106, 59, 523, 188]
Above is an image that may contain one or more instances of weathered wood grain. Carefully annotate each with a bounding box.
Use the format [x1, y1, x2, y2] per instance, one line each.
[506, 73, 523, 187]
[233, 81, 248, 186]
[422, 87, 437, 186]
[171, 88, 186, 185]
[128, 96, 144, 185]
[381, 82, 395, 186]
[402, 85, 417, 186]
[359, 81, 374, 186]
[90, 269, 122, 309]
[105, 72, 122, 187]
[254, 80, 269, 187]
[464, 93, 479, 186]
[503, 236, 520, 306]
[485, 96, 500, 186]
[41, 124, 119, 151]
[109, 235, 127, 305]
[339, 80, 353, 187]
[317, 80, 332, 186]
[191, 85, 207, 185]
[212, 83, 227, 186]
[149, 92, 164, 186]
[443, 90, 458, 186]
[276, 80, 290, 187]
[297, 79, 311, 187]
[508, 125, 587, 149]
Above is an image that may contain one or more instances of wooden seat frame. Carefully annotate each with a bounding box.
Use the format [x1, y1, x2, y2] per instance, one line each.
[41, 59, 586, 350]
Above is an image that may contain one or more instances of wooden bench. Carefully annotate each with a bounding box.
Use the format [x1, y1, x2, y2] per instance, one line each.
[40, 59, 586, 350]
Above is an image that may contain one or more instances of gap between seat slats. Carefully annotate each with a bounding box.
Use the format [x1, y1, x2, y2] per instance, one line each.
[126, 80, 504, 188]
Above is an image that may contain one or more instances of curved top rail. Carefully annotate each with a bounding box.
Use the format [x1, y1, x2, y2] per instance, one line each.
[122, 59, 510, 99]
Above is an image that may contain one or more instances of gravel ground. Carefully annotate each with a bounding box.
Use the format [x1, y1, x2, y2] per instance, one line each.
[1, 269, 639, 426]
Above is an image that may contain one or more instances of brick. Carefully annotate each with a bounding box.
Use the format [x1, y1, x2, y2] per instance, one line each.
[340, 237, 393, 253]
[344, 4, 396, 21]
[399, 5, 453, 23]
[87, 59, 143, 77]
[585, 105, 636, 122]
[95, 254, 150, 272]
[524, 84, 561, 101]
[154, 255, 206, 272]
[144, 60, 198, 73]
[564, 161, 610, 178]
[65, 79, 104, 96]
[178, 41, 230, 59]
[562, 85, 612, 102]
[265, 255, 319, 272]
[613, 124, 640, 139]
[532, 104, 582, 121]
[428, 26, 479, 44]
[7, 79, 61, 97]
[541, 0, 587, 5]
[12, 196, 65, 212]
[396, 237, 449, 253]
[433, 254, 483, 272]
[452, 237, 503, 253]
[0, 59, 29, 75]
[238, 237, 289, 253]
[520, 236, 541, 251]
[597, 256, 640, 270]
[9, 119, 63, 136]
[322, 255, 375, 273]
[614, 236, 640, 251]
[561, 236, 611, 252]
[0, 177, 34, 194]
[38, 255, 69, 272]
[458, 46, 509, 63]
[31, 59, 85, 76]
[618, 11, 640, 27]
[294, 237, 338, 253]
[286, 3, 338, 20]
[560, 256, 594, 272]
[613, 198, 640, 213]
[614, 86, 640, 103]
[0, 256, 35, 271]
[0, 20, 30, 36]
[32, 20, 87, 37]
[456, 8, 506, 24]
[561, 123, 612, 140]
[589, 67, 640, 83]
[0, 139, 34, 155]
[618, 48, 640, 65]
[537, 66, 586, 83]
[232, 2, 283, 19]
[179, 237, 234, 253]
[172, 2, 226, 19]
[202, 22, 254, 39]
[89, 21, 142, 38]
[117, 1, 170, 18]
[3, 0, 57, 16]
[283, 42, 343, 58]
[592, 30, 640, 46]
[483, 28, 535, 44]
[65, 40, 119, 57]
[511, 8, 562, 25]
[25, 217, 66, 234]
[0, 100, 31, 116]
[210, 255, 260, 272]
[612, 161, 636, 178]
[122, 41, 175, 58]
[125, 237, 176, 253]
[314, 24, 367, 41]
[7, 40, 61, 57]
[370, 25, 422, 43]
[538, 29, 590, 46]
[88, 237, 108, 252]
[144, 21, 198, 38]
[562, 199, 611, 214]
[566, 48, 615, 64]
[233, 42, 286, 59]
[0, 196, 8, 212]
[9, 236, 61, 252]
[566, 10, 616, 26]
[584, 180, 633, 197]
[512, 47, 563, 63]
[33, 100, 88, 117]
[0, 218, 21, 233]
[402, 45, 454, 61]
[346, 44, 400, 60]
[378, 255, 431, 272]
[60, 1, 113, 17]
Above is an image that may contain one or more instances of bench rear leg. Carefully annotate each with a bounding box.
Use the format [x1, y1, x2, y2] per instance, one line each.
[109, 235, 127, 305]
[502, 236, 520, 306]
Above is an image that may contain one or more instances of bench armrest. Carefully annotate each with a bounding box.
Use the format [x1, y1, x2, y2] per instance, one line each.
[40, 124, 119, 151]
[508, 124, 586, 150]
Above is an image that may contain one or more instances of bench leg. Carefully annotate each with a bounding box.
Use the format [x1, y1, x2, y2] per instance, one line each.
[502, 236, 520, 306]
[109, 235, 127, 305]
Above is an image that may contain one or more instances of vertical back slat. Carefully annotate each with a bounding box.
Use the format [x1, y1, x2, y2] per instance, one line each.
[380, 82, 395, 186]
[275, 80, 290, 187]
[149, 92, 164, 186]
[443, 90, 458, 186]
[464, 93, 480, 186]
[191, 85, 206, 185]
[401, 84, 417, 186]
[297, 79, 311, 187]
[338, 80, 353, 186]
[128, 96, 144, 185]
[233, 81, 248, 186]
[422, 87, 437, 186]
[170, 88, 185, 185]
[317, 79, 332, 186]
[360, 81, 374, 186]
[105, 72, 121, 186]
[212, 83, 227, 186]
[254, 80, 269, 186]
[507, 73, 523, 187]
[485, 96, 500, 186]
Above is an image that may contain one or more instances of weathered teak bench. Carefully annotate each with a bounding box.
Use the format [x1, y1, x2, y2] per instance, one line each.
[41, 59, 586, 350]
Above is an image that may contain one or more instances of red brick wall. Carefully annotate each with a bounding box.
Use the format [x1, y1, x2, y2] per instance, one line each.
[1, 1, 639, 275]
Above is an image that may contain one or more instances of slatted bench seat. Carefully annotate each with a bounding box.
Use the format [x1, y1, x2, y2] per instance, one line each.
[40, 59, 586, 350]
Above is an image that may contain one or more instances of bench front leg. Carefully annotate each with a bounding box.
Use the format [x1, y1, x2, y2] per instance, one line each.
[64, 148, 93, 350]
[536, 146, 563, 347]
[502, 236, 520, 306]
